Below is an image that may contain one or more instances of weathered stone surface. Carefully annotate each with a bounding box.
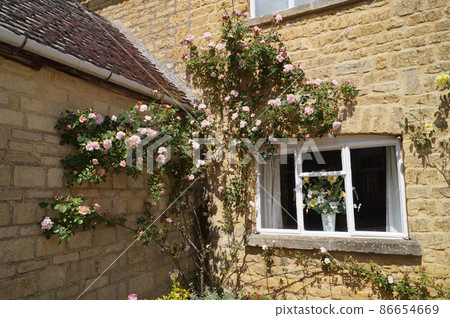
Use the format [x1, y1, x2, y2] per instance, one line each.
[14, 166, 46, 188]
[401, 68, 423, 95]
[0, 238, 35, 262]
[12, 201, 38, 224]
[0, 276, 38, 299]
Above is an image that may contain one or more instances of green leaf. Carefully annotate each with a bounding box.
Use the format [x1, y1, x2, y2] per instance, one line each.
[39, 202, 49, 208]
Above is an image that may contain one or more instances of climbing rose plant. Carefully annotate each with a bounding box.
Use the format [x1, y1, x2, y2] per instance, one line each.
[45, 11, 449, 298]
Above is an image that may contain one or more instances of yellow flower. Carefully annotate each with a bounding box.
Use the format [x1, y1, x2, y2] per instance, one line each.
[304, 177, 309, 183]
[302, 204, 306, 210]
[327, 190, 332, 195]
[340, 191, 346, 198]
[423, 123, 433, 134]
[310, 200, 316, 207]
[435, 73, 449, 86]
[327, 175, 337, 184]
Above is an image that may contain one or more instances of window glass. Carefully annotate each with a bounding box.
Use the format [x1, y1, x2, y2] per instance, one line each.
[302, 176, 347, 232]
[301, 149, 342, 172]
[294, 0, 313, 6]
[279, 153, 297, 229]
[255, 0, 289, 17]
[351, 146, 402, 232]
[259, 154, 297, 229]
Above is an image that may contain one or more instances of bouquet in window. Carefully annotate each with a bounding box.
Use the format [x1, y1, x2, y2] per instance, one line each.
[303, 176, 346, 214]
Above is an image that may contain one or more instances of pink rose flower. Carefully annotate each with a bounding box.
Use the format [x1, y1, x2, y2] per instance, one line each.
[259, 39, 266, 45]
[185, 34, 194, 44]
[98, 169, 105, 176]
[187, 174, 195, 181]
[242, 106, 250, 112]
[137, 128, 147, 135]
[230, 90, 239, 97]
[304, 107, 314, 115]
[332, 121, 341, 130]
[331, 79, 339, 86]
[283, 64, 294, 72]
[146, 129, 158, 137]
[215, 43, 225, 51]
[79, 115, 87, 123]
[92, 158, 98, 165]
[156, 154, 167, 163]
[239, 121, 247, 128]
[203, 32, 212, 40]
[195, 159, 205, 168]
[210, 72, 217, 78]
[78, 206, 90, 215]
[128, 294, 138, 300]
[255, 119, 262, 126]
[88, 113, 96, 119]
[144, 115, 152, 122]
[103, 139, 112, 150]
[286, 94, 295, 104]
[198, 103, 207, 110]
[111, 115, 117, 122]
[314, 78, 322, 85]
[252, 26, 261, 34]
[273, 13, 283, 23]
[94, 203, 100, 210]
[139, 104, 148, 112]
[231, 113, 239, 120]
[276, 54, 284, 62]
[86, 141, 100, 151]
[119, 160, 126, 167]
[218, 74, 225, 79]
[95, 114, 104, 125]
[126, 135, 141, 148]
[158, 147, 168, 154]
[224, 96, 230, 102]
[165, 217, 173, 223]
[41, 217, 53, 230]
[116, 131, 126, 140]
[268, 136, 278, 142]
[268, 98, 281, 106]
[218, 186, 224, 193]
[201, 120, 211, 127]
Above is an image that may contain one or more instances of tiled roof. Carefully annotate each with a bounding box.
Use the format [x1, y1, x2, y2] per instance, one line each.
[0, 0, 187, 102]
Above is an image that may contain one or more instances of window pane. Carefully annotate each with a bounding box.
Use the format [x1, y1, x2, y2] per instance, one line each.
[255, 0, 289, 17]
[294, 0, 313, 6]
[280, 153, 297, 229]
[259, 154, 297, 229]
[351, 146, 401, 232]
[301, 149, 342, 172]
[302, 176, 347, 232]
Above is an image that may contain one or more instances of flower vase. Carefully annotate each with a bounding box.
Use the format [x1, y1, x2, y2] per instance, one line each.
[321, 213, 336, 232]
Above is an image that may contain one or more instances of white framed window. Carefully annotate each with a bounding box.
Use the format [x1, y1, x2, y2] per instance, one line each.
[250, 0, 314, 18]
[256, 135, 409, 239]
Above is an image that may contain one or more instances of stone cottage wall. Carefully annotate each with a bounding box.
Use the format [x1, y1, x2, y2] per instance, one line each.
[0, 55, 182, 299]
[92, 0, 450, 299]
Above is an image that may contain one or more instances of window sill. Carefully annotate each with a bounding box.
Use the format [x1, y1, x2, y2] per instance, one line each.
[248, 0, 361, 27]
[246, 233, 422, 256]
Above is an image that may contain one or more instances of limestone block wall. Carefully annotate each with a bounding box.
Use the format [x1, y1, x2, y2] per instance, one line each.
[0, 56, 180, 299]
[94, 0, 449, 299]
